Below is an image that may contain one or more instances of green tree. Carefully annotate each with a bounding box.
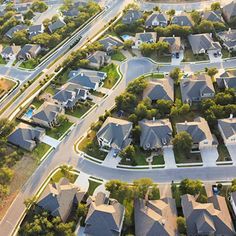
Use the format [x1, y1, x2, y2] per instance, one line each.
[120, 145, 135, 163]
[177, 216, 187, 235]
[11, 30, 29, 45]
[211, 2, 221, 11]
[206, 67, 218, 79]
[156, 99, 173, 116]
[123, 39, 133, 49]
[24, 9, 35, 20]
[198, 20, 214, 33]
[191, 10, 201, 25]
[179, 178, 202, 196]
[31, 1, 48, 12]
[169, 67, 181, 83]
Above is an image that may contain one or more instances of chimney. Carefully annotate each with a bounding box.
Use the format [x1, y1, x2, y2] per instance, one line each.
[228, 28, 231, 33]
[185, 120, 188, 125]
[152, 117, 155, 122]
[81, 73, 84, 76]
[230, 114, 233, 120]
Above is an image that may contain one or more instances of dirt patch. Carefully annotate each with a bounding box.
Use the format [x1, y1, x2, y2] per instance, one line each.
[0, 78, 16, 98]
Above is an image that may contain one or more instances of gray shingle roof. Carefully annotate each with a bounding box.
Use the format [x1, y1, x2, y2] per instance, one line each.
[223, 0, 236, 22]
[159, 37, 182, 53]
[28, 24, 44, 39]
[1, 45, 21, 56]
[145, 12, 168, 27]
[135, 32, 157, 43]
[99, 36, 123, 52]
[218, 117, 236, 140]
[5, 24, 27, 38]
[122, 10, 143, 24]
[17, 44, 41, 59]
[203, 10, 224, 23]
[139, 119, 173, 150]
[48, 18, 66, 33]
[171, 14, 193, 27]
[217, 30, 236, 49]
[87, 50, 110, 64]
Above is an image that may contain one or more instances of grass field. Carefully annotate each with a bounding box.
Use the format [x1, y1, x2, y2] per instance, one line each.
[0, 78, 16, 98]
[111, 51, 126, 61]
[87, 180, 101, 195]
[101, 63, 120, 89]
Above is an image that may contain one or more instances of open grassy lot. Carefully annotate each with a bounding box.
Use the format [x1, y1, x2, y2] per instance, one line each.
[87, 179, 101, 196]
[150, 53, 171, 63]
[0, 78, 16, 98]
[66, 101, 94, 118]
[111, 51, 126, 61]
[101, 63, 120, 89]
[32, 143, 51, 160]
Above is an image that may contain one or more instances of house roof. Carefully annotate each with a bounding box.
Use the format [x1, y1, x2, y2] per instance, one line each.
[1, 45, 21, 55]
[182, 194, 235, 236]
[202, 10, 224, 23]
[145, 12, 168, 27]
[99, 36, 123, 51]
[8, 124, 44, 150]
[17, 44, 41, 57]
[97, 117, 133, 150]
[122, 10, 143, 24]
[134, 198, 178, 236]
[48, 18, 66, 33]
[180, 74, 215, 103]
[217, 30, 236, 49]
[139, 119, 173, 149]
[188, 33, 221, 54]
[28, 24, 44, 39]
[135, 32, 157, 43]
[176, 117, 213, 144]
[171, 14, 193, 27]
[5, 24, 27, 38]
[218, 117, 236, 140]
[87, 50, 110, 64]
[85, 192, 125, 236]
[223, 0, 236, 22]
[63, 8, 79, 17]
[159, 36, 182, 53]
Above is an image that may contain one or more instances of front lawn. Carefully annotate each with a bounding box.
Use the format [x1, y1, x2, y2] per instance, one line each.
[46, 120, 73, 139]
[31, 98, 44, 109]
[152, 154, 165, 165]
[87, 180, 101, 195]
[32, 143, 51, 160]
[90, 90, 104, 97]
[111, 51, 126, 61]
[101, 63, 120, 89]
[19, 58, 40, 69]
[217, 144, 231, 162]
[174, 149, 202, 164]
[0, 55, 6, 64]
[66, 101, 94, 118]
[150, 53, 171, 63]
[183, 49, 209, 62]
[78, 130, 107, 161]
[50, 169, 78, 184]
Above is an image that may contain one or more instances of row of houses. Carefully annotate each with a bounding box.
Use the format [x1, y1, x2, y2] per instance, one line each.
[34, 177, 236, 236]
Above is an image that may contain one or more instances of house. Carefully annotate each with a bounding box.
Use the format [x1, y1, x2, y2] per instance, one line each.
[171, 13, 193, 27]
[134, 198, 178, 236]
[28, 24, 44, 39]
[1, 45, 21, 60]
[84, 192, 125, 236]
[63, 8, 79, 17]
[53, 82, 89, 109]
[180, 74, 215, 104]
[188, 33, 222, 54]
[48, 18, 66, 33]
[14, 13, 24, 22]
[38, 177, 85, 222]
[31, 102, 64, 128]
[216, 70, 236, 90]
[139, 119, 173, 150]
[8, 124, 45, 151]
[143, 77, 174, 102]
[230, 191, 236, 216]
[97, 117, 133, 150]
[17, 44, 41, 60]
[181, 194, 235, 236]
[176, 117, 214, 149]
[98, 36, 123, 53]
[122, 10, 143, 24]
[218, 117, 236, 145]
[222, 0, 236, 23]
[145, 12, 168, 28]
[87, 51, 111, 69]
[217, 29, 236, 51]
[159, 36, 183, 57]
[133, 32, 157, 49]
[68, 68, 107, 90]
[14, 4, 30, 13]
[5, 24, 27, 39]
[202, 10, 225, 23]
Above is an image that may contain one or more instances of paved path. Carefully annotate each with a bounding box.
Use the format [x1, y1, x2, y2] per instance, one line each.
[159, 184, 172, 198]
[200, 147, 218, 167]
[102, 149, 121, 167]
[163, 147, 176, 168]
[40, 135, 60, 148]
[74, 173, 90, 192]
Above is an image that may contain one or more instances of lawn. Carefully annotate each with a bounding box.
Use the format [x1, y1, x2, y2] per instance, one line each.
[217, 144, 231, 162]
[152, 154, 165, 165]
[19, 58, 39, 69]
[0, 55, 6, 64]
[111, 51, 126, 61]
[78, 130, 107, 161]
[174, 149, 202, 164]
[150, 53, 171, 63]
[50, 170, 78, 183]
[32, 143, 51, 160]
[183, 49, 209, 62]
[46, 120, 73, 139]
[101, 63, 120, 89]
[221, 48, 231, 59]
[0, 78, 16, 98]
[89, 90, 104, 97]
[66, 101, 94, 118]
[44, 84, 56, 95]
[31, 98, 44, 109]
[87, 180, 101, 196]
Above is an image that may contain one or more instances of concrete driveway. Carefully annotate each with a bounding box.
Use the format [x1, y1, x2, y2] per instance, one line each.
[40, 135, 60, 148]
[163, 147, 176, 168]
[200, 146, 218, 166]
[226, 144, 236, 164]
[102, 149, 121, 167]
[74, 172, 90, 192]
[171, 52, 184, 66]
[208, 51, 222, 63]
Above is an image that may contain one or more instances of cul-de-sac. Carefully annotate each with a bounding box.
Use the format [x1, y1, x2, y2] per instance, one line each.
[1, 0, 236, 235]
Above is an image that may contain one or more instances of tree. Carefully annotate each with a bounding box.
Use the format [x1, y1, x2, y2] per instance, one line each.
[0, 167, 13, 185]
[211, 2, 221, 11]
[198, 20, 214, 33]
[24, 9, 34, 20]
[11, 30, 29, 45]
[177, 216, 187, 235]
[169, 67, 181, 83]
[206, 67, 218, 79]
[127, 77, 147, 96]
[191, 10, 201, 25]
[173, 131, 193, 157]
[132, 125, 141, 143]
[59, 165, 73, 180]
[156, 100, 173, 116]
[31, 1, 48, 12]
[123, 39, 133, 49]
[24, 196, 37, 209]
[167, 9, 175, 18]
[77, 203, 88, 226]
[115, 92, 137, 113]
[179, 178, 202, 196]
[120, 145, 135, 163]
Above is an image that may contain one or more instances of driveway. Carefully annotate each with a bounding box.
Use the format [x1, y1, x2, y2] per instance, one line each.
[40, 135, 60, 148]
[102, 149, 121, 167]
[74, 172, 90, 192]
[226, 144, 236, 164]
[159, 183, 172, 198]
[208, 51, 222, 63]
[171, 52, 184, 66]
[200, 146, 218, 166]
[163, 147, 176, 168]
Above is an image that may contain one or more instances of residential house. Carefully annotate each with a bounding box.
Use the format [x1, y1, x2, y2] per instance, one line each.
[99, 36, 123, 54]
[223, 0, 236, 23]
[48, 18, 66, 33]
[5, 24, 27, 39]
[31, 102, 64, 128]
[218, 117, 236, 145]
[38, 177, 85, 222]
[68, 68, 107, 90]
[145, 12, 168, 28]
[122, 10, 143, 24]
[188, 33, 222, 54]
[63, 8, 79, 17]
[28, 24, 45, 39]
[139, 119, 173, 150]
[87, 51, 111, 70]
[216, 70, 236, 90]
[14, 4, 30, 13]
[17, 44, 41, 60]
[1, 45, 21, 60]
[171, 13, 193, 27]
[84, 192, 125, 236]
[53, 82, 89, 109]
[181, 194, 235, 236]
[176, 117, 214, 150]
[217, 29, 236, 51]
[134, 198, 178, 236]
[14, 13, 24, 22]
[133, 32, 157, 49]
[230, 191, 236, 216]
[202, 10, 225, 23]
[143, 77, 174, 102]
[180, 74, 215, 104]
[159, 36, 183, 57]
[97, 117, 133, 150]
[8, 124, 45, 151]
